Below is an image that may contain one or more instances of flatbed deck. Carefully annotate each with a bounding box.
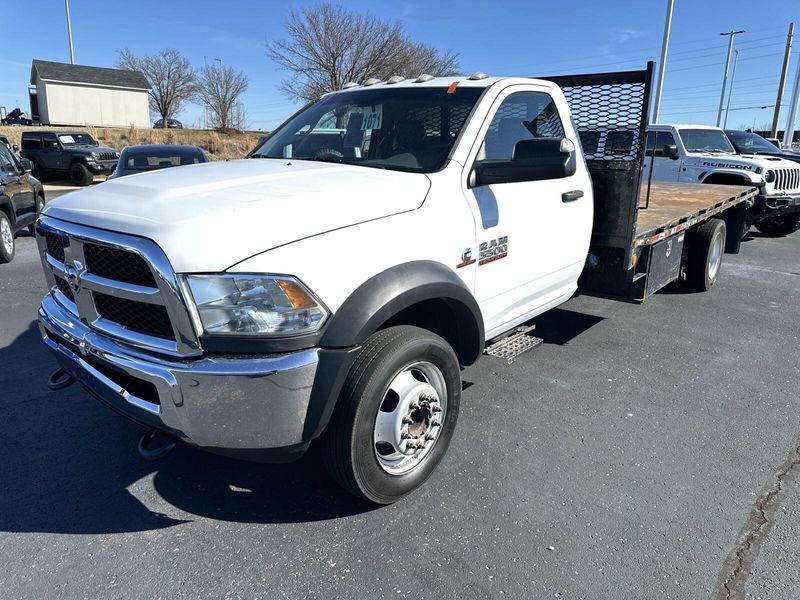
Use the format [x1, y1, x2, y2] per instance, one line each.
[634, 181, 757, 246]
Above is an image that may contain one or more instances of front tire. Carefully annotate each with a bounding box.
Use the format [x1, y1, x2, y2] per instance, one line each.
[685, 218, 726, 292]
[0, 212, 15, 264]
[69, 162, 93, 186]
[321, 326, 462, 504]
[754, 214, 800, 237]
[28, 195, 43, 237]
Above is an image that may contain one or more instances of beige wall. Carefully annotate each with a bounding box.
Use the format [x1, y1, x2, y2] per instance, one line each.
[39, 81, 150, 127]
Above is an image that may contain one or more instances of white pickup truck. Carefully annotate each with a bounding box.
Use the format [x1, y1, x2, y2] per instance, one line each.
[643, 124, 800, 236]
[36, 64, 757, 503]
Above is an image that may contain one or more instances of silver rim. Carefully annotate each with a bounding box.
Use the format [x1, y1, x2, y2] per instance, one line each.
[373, 361, 447, 476]
[708, 230, 723, 280]
[0, 217, 12, 255]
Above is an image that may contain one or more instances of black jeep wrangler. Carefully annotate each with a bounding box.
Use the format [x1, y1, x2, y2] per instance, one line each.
[20, 131, 118, 186]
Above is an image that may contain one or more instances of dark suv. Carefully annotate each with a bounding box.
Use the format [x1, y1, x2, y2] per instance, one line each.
[0, 143, 45, 263]
[20, 131, 119, 186]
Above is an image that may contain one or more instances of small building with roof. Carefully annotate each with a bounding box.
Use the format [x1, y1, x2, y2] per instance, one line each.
[30, 59, 151, 127]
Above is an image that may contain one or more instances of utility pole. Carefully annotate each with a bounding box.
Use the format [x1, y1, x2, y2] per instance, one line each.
[717, 30, 745, 127]
[784, 53, 800, 149]
[723, 49, 739, 129]
[64, 0, 75, 64]
[771, 22, 794, 139]
[651, 0, 674, 124]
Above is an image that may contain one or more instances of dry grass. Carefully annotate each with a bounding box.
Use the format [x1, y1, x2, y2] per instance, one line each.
[0, 125, 263, 161]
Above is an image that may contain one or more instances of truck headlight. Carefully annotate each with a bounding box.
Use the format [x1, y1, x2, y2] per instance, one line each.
[764, 170, 776, 183]
[184, 274, 328, 336]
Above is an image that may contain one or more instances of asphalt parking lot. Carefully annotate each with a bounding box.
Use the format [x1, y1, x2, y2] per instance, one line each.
[1, 212, 799, 599]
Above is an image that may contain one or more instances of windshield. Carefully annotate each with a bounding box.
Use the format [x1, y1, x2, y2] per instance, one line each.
[725, 131, 779, 154]
[58, 133, 98, 146]
[250, 87, 484, 173]
[678, 129, 735, 153]
[123, 149, 203, 170]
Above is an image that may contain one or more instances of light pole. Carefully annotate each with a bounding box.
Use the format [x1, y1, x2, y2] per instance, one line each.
[723, 49, 739, 129]
[651, 0, 674, 124]
[717, 30, 745, 127]
[771, 22, 794, 139]
[783, 54, 800, 149]
[65, 0, 75, 64]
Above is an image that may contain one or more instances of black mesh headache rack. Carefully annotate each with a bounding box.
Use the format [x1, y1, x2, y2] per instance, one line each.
[541, 62, 756, 301]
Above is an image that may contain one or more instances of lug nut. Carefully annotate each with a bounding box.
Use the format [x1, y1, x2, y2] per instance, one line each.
[419, 391, 437, 403]
[425, 433, 435, 440]
[401, 432, 412, 439]
[429, 402, 442, 413]
[409, 400, 421, 410]
[431, 418, 441, 428]
[402, 416, 413, 424]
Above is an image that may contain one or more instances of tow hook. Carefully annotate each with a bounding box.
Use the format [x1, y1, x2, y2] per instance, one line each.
[47, 368, 76, 391]
[137, 428, 178, 460]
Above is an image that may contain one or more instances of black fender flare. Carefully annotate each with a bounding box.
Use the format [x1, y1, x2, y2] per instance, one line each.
[319, 260, 484, 361]
[303, 260, 485, 441]
[0, 195, 14, 225]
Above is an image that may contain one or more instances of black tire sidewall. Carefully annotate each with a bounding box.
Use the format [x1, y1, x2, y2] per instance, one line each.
[70, 163, 91, 186]
[0, 212, 15, 263]
[338, 328, 461, 504]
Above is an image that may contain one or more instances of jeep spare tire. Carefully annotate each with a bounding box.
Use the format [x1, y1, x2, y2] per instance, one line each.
[70, 162, 93, 186]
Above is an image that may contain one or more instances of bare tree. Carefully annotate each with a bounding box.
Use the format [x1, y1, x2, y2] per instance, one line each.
[268, 3, 460, 102]
[197, 63, 250, 130]
[116, 49, 196, 126]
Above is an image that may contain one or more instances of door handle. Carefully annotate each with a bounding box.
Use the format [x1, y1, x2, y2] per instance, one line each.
[561, 190, 584, 203]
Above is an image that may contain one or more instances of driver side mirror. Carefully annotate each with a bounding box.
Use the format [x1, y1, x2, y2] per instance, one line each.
[12, 144, 19, 152]
[19, 158, 32, 173]
[472, 137, 577, 187]
[665, 144, 679, 160]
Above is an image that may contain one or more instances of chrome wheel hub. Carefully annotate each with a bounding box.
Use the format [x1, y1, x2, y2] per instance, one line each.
[1, 218, 12, 254]
[708, 230, 723, 280]
[373, 361, 447, 475]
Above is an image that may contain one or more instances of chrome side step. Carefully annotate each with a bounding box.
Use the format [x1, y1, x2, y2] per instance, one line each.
[484, 325, 543, 364]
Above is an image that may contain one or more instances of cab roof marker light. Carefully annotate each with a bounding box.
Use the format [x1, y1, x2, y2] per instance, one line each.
[415, 74, 434, 83]
[342, 82, 359, 89]
[468, 72, 488, 80]
[362, 78, 381, 86]
[386, 76, 405, 84]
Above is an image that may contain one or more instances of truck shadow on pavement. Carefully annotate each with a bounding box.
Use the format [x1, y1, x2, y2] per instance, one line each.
[0, 322, 375, 535]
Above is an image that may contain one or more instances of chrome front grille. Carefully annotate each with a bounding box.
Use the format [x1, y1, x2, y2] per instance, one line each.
[36, 216, 201, 356]
[773, 167, 800, 193]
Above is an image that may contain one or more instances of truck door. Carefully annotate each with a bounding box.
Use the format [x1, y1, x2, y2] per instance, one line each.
[41, 133, 62, 171]
[0, 144, 33, 223]
[642, 130, 681, 181]
[464, 87, 592, 338]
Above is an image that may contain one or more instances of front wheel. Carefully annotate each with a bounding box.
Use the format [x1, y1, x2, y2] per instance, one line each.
[0, 211, 15, 263]
[28, 195, 43, 237]
[754, 214, 800, 237]
[69, 162, 93, 186]
[321, 326, 462, 504]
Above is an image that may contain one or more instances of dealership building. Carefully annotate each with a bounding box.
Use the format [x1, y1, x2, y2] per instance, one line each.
[29, 59, 151, 127]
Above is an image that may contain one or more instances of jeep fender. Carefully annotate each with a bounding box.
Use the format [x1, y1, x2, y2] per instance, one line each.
[303, 260, 485, 441]
[699, 169, 759, 185]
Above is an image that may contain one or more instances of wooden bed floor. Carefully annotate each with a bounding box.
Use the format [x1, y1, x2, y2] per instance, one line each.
[636, 181, 755, 238]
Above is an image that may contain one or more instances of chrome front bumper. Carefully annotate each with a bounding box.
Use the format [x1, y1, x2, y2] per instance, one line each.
[39, 294, 320, 458]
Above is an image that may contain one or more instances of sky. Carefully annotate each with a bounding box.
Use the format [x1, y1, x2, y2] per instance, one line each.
[0, 0, 798, 133]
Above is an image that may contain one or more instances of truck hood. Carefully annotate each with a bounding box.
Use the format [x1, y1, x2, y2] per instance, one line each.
[687, 153, 797, 172]
[42, 158, 431, 272]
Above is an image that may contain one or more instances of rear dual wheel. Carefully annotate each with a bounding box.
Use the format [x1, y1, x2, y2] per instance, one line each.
[322, 326, 461, 504]
[0, 212, 15, 263]
[685, 218, 726, 292]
